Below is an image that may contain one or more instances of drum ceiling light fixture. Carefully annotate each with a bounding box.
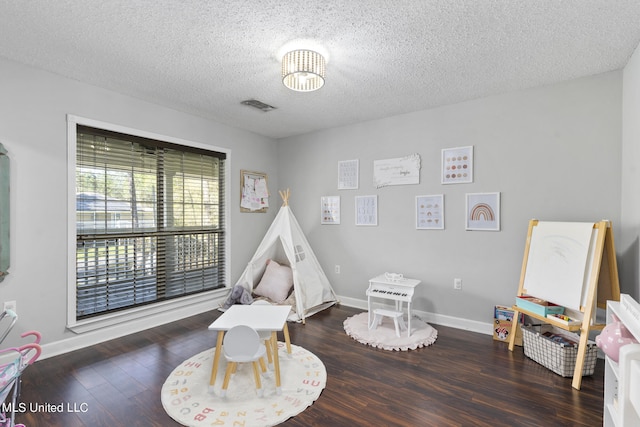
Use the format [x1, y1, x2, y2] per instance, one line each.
[282, 49, 326, 92]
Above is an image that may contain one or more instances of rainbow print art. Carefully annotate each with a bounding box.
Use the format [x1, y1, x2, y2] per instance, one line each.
[466, 192, 500, 231]
[469, 203, 495, 221]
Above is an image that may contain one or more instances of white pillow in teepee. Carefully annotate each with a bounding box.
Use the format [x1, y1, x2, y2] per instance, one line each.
[253, 259, 294, 303]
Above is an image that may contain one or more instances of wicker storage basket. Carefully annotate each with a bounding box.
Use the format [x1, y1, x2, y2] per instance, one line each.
[521, 324, 598, 377]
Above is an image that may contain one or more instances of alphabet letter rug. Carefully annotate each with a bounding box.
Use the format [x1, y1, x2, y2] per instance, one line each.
[161, 342, 326, 426]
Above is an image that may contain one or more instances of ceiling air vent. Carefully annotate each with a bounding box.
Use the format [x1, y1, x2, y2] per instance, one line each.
[240, 99, 277, 112]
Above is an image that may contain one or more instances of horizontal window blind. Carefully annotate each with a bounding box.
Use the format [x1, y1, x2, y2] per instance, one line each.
[75, 125, 226, 319]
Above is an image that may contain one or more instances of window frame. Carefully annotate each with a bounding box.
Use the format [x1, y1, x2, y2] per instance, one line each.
[67, 115, 231, 332]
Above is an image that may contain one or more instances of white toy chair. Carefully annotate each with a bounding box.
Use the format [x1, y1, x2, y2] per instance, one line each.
[251, 300, 276, 364]
[220, 325, 268, 397]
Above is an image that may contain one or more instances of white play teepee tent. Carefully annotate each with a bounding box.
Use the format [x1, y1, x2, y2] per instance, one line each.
[234, 189, 338, 322]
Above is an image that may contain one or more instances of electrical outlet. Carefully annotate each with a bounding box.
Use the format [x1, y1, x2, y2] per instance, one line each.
[3, 300, 16, 313]
[454, 278, 462, 290]
[335, 265, 341, 274]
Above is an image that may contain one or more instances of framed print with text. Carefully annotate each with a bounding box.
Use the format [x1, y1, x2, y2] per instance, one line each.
[355, 195, 378, 226]
[338, 159, 359, 190]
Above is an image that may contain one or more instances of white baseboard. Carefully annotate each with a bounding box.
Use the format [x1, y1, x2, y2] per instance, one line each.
[33, 293, 492, 362]
[38, 296, 227, 361]
[338, 295, 493, 336]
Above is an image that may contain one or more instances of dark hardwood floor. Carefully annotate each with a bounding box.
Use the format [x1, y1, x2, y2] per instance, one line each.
[16, 305, 604, 426]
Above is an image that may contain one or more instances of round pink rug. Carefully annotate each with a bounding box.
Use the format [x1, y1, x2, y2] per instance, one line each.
[343, 312, 437, 351]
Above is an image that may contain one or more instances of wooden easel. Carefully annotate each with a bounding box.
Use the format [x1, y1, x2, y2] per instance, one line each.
[508, 220, 621, 390]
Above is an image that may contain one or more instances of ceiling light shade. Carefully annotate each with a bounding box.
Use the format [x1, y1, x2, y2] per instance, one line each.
[282, 50, 326, 92]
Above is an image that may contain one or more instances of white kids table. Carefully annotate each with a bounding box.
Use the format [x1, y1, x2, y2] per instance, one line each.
[208, 304, 292, 393]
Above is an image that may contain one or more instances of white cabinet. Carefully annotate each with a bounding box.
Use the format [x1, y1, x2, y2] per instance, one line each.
[604, 294, 640, 427]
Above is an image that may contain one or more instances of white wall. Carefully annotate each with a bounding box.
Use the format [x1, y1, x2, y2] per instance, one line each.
[278, 72, 623, 329]
[0, 57, 280, 352]
[621, 42, 640, 301]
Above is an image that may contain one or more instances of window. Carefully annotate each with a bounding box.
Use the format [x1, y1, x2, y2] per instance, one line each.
[73, 122, 227, 320]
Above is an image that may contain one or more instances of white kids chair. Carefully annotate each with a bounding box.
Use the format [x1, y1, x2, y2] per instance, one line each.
[220, 325, 268, 397]
[251, 300, 277, 364]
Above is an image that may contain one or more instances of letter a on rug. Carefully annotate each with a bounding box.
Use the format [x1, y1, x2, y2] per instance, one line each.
[161, 343, 326, 427]
[343, 312, 438, 351]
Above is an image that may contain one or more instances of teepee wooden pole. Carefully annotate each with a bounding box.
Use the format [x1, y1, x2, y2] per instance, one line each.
[279, 189, 290, 206]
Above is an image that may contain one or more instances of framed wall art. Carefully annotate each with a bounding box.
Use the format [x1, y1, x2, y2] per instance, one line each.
[338, 159, 359, 190]
[240, 170, 269, 212]
[373, 153, 420, 188]
[321, 196, 340, 225]
[416, 194, 444, 230]
[355, 195, 378, 226]
[442, 146, 473, 184]
[466, 192, 500, 231]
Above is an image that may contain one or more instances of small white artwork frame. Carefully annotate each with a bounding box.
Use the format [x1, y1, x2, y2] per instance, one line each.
[355, 195, 378, 226]
[416, 194, 444, 230]
[338, 159, 359, 190]
[321, 196, 340, 225]
[442, 146, 473, 184]
[466, 192, 500, 231]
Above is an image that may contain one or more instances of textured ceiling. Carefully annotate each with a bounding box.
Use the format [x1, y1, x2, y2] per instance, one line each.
[1, 1, 640, 139]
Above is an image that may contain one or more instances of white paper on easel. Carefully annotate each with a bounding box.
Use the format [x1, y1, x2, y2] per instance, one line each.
[523, 221, 595, 311]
